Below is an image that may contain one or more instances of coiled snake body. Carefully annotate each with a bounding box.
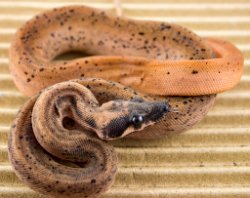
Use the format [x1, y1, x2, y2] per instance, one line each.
[8, 5, 243, 198]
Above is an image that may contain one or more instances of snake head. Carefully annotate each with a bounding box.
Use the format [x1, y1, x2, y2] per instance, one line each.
[99, 98, 169, 140]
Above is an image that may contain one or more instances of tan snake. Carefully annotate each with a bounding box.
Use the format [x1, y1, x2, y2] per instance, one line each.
[8, 5, 243, 198]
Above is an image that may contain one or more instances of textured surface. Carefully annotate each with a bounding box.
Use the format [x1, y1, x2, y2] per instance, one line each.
[0, 0, 249, 198]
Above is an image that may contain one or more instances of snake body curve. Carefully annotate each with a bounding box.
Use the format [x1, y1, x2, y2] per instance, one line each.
[8, 5, 243, 198]
[9, 6, 243, 97]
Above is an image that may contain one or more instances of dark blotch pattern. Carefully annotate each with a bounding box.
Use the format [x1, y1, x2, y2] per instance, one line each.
[104, 116, 130, 138]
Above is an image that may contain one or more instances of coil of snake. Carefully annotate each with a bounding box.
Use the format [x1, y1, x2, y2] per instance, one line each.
[8, 5, 243, 198]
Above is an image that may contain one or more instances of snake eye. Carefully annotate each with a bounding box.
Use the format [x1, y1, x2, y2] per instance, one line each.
[131, 115, 144, 125]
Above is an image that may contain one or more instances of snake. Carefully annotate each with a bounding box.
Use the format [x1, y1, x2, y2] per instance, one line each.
[8, 5, 243, 198]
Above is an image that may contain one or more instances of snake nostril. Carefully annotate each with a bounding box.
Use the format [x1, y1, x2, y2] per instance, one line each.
[162, 103, 169, 112]
[62, 117, 76, 130]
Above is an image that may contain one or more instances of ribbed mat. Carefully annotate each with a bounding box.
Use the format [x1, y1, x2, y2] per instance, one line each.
[0, 0, 250, 198]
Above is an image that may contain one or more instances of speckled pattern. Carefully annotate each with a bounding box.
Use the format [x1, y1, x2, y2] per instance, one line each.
[8, 82, 117, 198]
[8, 77, 215, 197]
[0, 1, 249, 198]
[9, 6, 243, 96]
[6, 3, 243, 197]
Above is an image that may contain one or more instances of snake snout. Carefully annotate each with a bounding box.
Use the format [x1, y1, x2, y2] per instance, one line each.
[161, 102, 170, 113]
[146, 101, 169, 122]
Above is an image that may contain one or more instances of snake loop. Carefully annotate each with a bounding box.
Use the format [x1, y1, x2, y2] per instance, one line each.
[9, 6, 243, 96]
[9, 94, 116, 198]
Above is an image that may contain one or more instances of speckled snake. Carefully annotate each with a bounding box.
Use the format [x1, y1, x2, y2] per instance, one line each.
[8, 5, 243, 198]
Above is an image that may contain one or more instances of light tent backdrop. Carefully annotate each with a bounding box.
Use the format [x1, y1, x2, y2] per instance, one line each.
[0, 0, 249, 197]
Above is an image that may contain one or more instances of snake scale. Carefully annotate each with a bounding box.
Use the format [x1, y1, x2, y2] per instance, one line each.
[8, 5, 243, 198]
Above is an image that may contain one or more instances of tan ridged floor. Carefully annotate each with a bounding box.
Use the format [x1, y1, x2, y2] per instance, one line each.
[0, 0, 249, 198]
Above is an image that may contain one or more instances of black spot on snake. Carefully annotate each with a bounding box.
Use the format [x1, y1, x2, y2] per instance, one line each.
[192, 70, 198, 74]
[62, 117, 76, 130]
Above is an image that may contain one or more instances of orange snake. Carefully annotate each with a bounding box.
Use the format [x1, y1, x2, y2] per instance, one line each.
[8, 5, 243, 198]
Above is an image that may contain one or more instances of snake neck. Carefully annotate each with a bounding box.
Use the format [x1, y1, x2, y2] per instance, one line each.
[32, 82, 169, 145]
